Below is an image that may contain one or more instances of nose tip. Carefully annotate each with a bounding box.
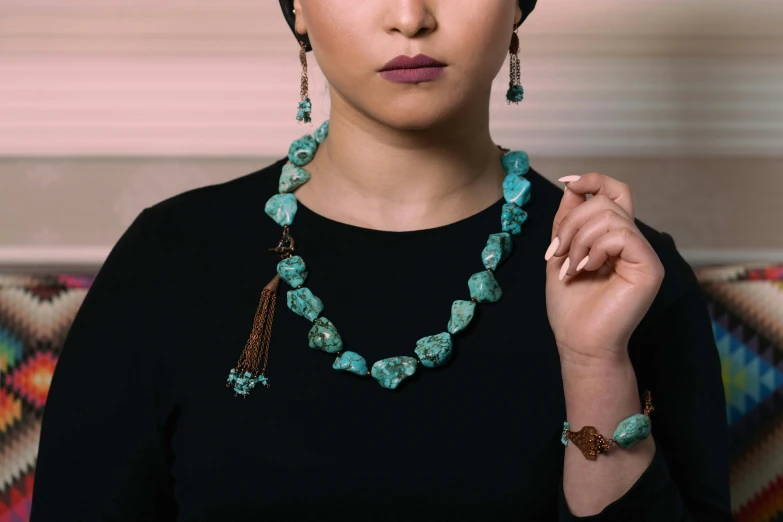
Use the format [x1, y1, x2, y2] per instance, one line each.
[387, 3, 437, 39]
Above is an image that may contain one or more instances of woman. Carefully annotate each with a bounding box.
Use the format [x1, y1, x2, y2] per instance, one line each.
[31, 1, 733, 520]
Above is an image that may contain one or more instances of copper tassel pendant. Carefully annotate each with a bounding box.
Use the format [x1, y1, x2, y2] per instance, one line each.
[226, 275, 279, 397]
[226, 226, 296, 397]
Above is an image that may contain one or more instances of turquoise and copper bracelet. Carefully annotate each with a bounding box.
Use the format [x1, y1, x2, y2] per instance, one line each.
[561, 389, 654, 460]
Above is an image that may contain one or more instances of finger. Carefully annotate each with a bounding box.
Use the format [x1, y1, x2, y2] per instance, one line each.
[551, 181, 587, 242]
[563, 227, 660, 282]
[562, 172, 634, 219]
[562, 209, 645, 278]
[552, 172, 635, 240]
[546, 194, 637, 261]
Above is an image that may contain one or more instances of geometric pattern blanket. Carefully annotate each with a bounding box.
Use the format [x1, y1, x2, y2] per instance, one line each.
[1, 265, 782, 522]
[0, 274, 93, 522]
[694, 263, 783, 522]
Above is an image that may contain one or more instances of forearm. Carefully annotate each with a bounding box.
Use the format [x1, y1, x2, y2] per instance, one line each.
[560, 351, 656, 517]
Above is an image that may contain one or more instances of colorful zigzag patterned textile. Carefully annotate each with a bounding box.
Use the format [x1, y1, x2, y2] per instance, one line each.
[0, 267, 782, 521]
[694, 264, 783, 522]
[0, 274, 93, 522]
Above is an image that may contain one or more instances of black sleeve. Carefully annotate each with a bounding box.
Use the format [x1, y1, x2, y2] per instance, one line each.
[557, 261, 734, 520]
[31, 209, 178, 521]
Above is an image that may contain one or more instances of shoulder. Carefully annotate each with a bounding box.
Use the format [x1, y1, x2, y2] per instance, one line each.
[525, 166, 699, 319]
[105, 157, 289, 288]
[125, 158, 287, 255]
[142, 157, 287, 233]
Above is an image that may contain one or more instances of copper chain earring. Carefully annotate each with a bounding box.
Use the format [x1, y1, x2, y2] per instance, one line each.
[506, 28, 524, 104]
[296, 40, 312, 123]
[292, 7, 312, 123]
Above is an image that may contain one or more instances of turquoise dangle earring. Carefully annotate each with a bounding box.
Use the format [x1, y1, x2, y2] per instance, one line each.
[296, 40, 312, 124]
[506, 28, 524, 104]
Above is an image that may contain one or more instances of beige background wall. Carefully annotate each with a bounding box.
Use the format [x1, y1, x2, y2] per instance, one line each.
[0, 0, 781, 269]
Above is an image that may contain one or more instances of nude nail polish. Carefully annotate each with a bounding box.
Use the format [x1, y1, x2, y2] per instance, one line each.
[559, 258, 570, 281]
[558, 175, 582, 183]
[545, 237, 560, 261]
[576, 255, 589, 272]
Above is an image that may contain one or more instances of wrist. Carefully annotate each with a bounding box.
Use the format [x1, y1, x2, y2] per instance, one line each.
[560, 356, 641, 435]
[559, 346, 634, 381]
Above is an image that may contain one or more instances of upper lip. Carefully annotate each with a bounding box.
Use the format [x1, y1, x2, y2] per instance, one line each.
[379, 54, 446, 72]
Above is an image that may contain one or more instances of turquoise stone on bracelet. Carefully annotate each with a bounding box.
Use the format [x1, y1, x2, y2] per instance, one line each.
[468, 270, 502, 303]
[501, 202, 528, 235]
[447, 300, 476, 334]
[502, 173, 531, 207]
[279, 163, 312, 194]
[314, 120, 329, 144]
[333, 351, 368, 375]
[501, 150, 530, 177]
[371, 357, 418, 389]
[414, 332, 453, 368]
[288, 134, 317, 166]
[613, 413, 652, 448]
[277, 255, 308, 288]
[265, 193, 298, 227]
[308, 317, 343, 353]
[561, 422, 570, 445]
[482, 232, 513, 271]
[287, 287, 324, 322]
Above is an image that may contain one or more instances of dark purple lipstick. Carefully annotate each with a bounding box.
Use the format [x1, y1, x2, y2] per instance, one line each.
[378, 54, 447, 84]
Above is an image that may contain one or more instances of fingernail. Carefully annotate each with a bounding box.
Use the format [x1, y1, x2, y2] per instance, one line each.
[576, 255, 589, 272]
[545, 237, 560, 261]
[559, 258, 570, 281]
[558, 175, 582, 183]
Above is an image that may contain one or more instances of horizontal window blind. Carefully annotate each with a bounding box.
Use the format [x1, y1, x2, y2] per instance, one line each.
[1, 0, 781, 157]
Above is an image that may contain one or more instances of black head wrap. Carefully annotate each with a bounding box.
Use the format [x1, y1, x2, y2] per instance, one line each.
[279, 0, 537, 52]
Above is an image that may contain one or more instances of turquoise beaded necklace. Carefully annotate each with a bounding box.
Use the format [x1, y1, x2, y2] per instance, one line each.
[226, 120, 531, 394]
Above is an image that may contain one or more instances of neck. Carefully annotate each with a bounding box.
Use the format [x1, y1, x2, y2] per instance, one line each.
[294, 93, 507, 232]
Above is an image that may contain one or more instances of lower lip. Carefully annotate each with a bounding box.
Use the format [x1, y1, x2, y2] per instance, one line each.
[379, 67, 446, 83]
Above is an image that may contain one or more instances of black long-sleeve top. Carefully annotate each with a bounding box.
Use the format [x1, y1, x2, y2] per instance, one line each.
[31, 158, 734, 521]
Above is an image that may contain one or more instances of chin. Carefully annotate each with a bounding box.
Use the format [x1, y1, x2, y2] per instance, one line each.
[363, 94, 466, 132]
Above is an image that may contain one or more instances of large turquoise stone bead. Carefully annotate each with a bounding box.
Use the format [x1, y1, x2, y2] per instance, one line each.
[314, 120, 329, 144]
[481, 232, 513, 271]
[447, 300, 476, 334]
[265, 193, 298, 227]
[308, 317, 343, 353]
[561, 422, 570, 445]
[414, 332, 453, 368]
[277, 255, 308, 288]
[468, 270, 502, 303]
[502, 173, 531, 207]
[371, 357, 417, 390]
[279, 163, 311, 193]
[333, 351, 368, 375]
[613, 414, 651, 449]
[501, 150, 530, 177]
[500, 202, 528, 235]
[288, 134, 317, 166]
[286, 287, 324, 322]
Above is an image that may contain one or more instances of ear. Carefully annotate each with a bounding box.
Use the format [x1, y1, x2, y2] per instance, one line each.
[513, 3, 523, 27]
[293, 0, 308, 37]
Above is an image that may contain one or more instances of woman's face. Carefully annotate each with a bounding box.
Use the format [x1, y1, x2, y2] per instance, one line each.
[294, 0, 522, 130]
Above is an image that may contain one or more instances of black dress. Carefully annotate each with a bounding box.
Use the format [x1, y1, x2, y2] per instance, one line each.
[31, 158, 734, 521]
